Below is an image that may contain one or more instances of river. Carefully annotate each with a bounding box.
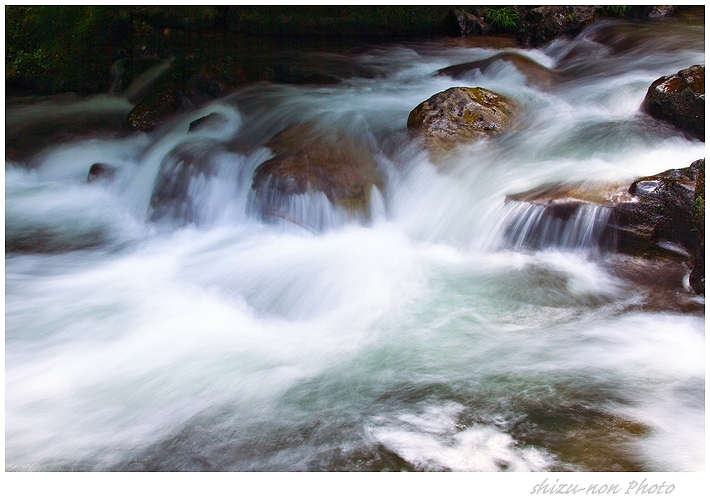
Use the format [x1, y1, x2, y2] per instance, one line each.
[5, 18, 705, 471]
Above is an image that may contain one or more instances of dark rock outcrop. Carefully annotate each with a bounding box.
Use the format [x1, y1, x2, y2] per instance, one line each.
[127, 65, 228, 132]
[407, 87, 516, 149]
[251, 124, 384, 220]
[446, 8, 489, 37]
[611, 164, 700, 260]
[516, 5, 605, 47]
[127, 67, 186, 131]
[642, 65, 705, 141]
[505, 159, 706, 295]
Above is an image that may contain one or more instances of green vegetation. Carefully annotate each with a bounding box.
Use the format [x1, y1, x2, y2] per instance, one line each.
[605, 6, 631, 17]
[484, 6, 520, 31]
[5, 6, 132, 94]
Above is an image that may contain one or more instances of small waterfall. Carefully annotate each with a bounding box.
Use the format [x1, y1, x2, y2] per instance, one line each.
[503, 201, 615, 253]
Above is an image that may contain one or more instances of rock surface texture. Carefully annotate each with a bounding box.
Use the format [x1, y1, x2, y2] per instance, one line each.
[516, 5, 604, 47]
[407, 87, 516, 149]
[642, 65, 705, 141]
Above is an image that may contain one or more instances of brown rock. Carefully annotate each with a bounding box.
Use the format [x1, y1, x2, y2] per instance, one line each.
[407, 87, 516, 149]
[251, 123, 384, 219]
[642, 65, 704, 141]
[436, 52, 559, 91]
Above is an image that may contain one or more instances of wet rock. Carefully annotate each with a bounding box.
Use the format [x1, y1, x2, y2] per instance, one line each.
[505, 160, 705, 294]
[407, 87, 516, 149]
[511, 401, 649, 472]
[251, 123, 384, 220]
[188, 113, 228, 133]
[87, 163, 118, 183]
[642, 65, 704, 141]
[436, 52, 558, 91]
[516, 5, 605, 47]
[127, 68, 186, 131]
[148, 143, 224, 223]
[612, 164, 700, 260]
[689, 159, 704, 295]
[6, 227, 108, 254]
[504, 181, 630, 251]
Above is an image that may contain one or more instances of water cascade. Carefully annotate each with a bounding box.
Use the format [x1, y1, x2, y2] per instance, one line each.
[5, 18, 705, 471]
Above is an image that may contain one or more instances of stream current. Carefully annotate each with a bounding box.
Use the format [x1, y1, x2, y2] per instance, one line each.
[5, 19, 705, 471]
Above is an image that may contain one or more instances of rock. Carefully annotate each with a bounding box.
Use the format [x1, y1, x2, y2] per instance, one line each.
[648, 6, 678, 18]
[87, 163, 118, 183]
[505, 160, 705, 293]
[611, 165, 700, 259]
[689, 159, 704, 294]
[127, 67, 185, 131]
[127, 63, 229, 131]
[407, 87, 516, 149]
[446, 9, 489, 37]
[188, 113, 228, 133]
[251, 123, 384, 220]
[504, 181, 631, 251]
[516, 5, 605, 47]
[642, 65, 705, 141]
[436, 52, 558, 91]
[148, 143, 223, 223]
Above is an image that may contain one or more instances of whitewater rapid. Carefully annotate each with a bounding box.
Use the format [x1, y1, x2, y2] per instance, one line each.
[5, 19, 705, 471]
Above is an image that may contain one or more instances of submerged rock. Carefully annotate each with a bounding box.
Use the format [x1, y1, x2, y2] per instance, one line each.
[251, 123, 384, 225]
[188, 112, 228, 133]
[87, 163, 118, 183]
[407, 87, 516, 149]
[642, 65, 705, 141]
[436, 52, 559, 91]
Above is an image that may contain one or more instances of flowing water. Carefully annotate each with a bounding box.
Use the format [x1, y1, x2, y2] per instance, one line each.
[5, 19, 705, 471]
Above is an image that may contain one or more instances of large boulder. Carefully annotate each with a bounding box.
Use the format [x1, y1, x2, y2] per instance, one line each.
[251, 124, 384, 223]
[611, 164, 700, 260]
[642, 65, 705, 141]
[407, 87, 516, 149]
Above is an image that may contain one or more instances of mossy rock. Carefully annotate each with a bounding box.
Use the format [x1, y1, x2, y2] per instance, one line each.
[407, 87, 516, 150]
